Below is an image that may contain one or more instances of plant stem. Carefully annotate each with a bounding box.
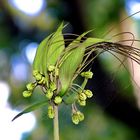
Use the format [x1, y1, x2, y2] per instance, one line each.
[53, 105, 59, 140]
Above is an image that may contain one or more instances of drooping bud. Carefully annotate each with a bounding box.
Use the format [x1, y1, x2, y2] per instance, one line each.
[48, 65, 55, 72]
[55, 67, 59, 76]
[79, 92, 87, 101]
[50, 82, 57, 91]
[78, 99, 86, 106]
[33, 70, 39, 77]
[84, 90, 93, 98]
[81, 71, 93, 79]
[77, 111, 84, 122]
[38, 77, 46, 85]
[23, 90, 32, 98]
[26, 83, 36, 91]
[54, 96, 62, 104]
[35, 73, 42, 81]
[46, 89, 53, 99]
[72, 113, 79, 125]
[48, 105, 55, 119]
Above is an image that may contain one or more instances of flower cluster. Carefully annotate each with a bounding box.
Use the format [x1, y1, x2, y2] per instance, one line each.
[21, 23, 94, 124]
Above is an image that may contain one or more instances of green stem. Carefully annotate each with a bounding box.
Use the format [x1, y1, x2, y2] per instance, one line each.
[53, 105, 59, 140]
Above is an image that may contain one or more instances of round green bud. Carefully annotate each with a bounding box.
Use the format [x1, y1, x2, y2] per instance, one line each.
[48, 65, 55, 72]
[48, 105, 54, 119]
[72, 113, 79, 125]
[78, 99, 86, 106]
[54, 96, 62, 104]
[33, 70, 39, 77]
[23, 90, 32, 98]
[84, 90, 93, 98]
[38, 77, 45, 84]
[55, 68, 59, 76]
[77, 111, 84, 122]
[26, 83, 36, 91]
[35, 73, 42, 81]
[50, 82, 57, 91]
[79, 92, 87, 101]
[81, 71, 93, 79]
[46, 89, 53, 99]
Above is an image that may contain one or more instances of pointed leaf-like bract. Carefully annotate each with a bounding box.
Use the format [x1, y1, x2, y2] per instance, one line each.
[33, 34, 52, 73]
[58, 35, 106, 96]
[12, 100, 48, 121]
[43, 23, 65, 75]
[58, 31, 90, 96]
[84, 37, 106, 47]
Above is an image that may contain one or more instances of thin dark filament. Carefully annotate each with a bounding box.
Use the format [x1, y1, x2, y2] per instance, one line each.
[101, 11, 140, 38]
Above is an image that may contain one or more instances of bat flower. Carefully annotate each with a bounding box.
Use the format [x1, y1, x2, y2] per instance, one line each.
[13, 23, 140, 125]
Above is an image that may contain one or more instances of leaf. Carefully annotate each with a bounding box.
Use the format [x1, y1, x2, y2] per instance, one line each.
[33, 34, 52, 73]
[83, 37, 106, 47]
[59, 31, 91, 67]
[68, 30, 91, 47]
[12, 100, 48, 121]
[42, 23, 65, 75]
[33, 23, 65, 75]
[59, 44, 86, 96]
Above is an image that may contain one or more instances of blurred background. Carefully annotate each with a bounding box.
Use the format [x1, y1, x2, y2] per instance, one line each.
[1, 0, 140, 140]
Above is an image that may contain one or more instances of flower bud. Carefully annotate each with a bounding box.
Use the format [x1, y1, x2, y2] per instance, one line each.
[48, 65, 55, 72]
[33, 70, 39, 77]
[72, 113, 79, 125]
[38, 77, 45, 84]
[84, 90, 93, 98]
[35, 73, 42, 81]
[81, 71, 93, 79]
[46, 89, 53, 99]
[55, 68, 59, 76]
[26, 83, 36, 91]
[77, 111, 84, 122]
[48, 105, 54, 119]
[50, 82, 57, 91]
[78, 99, 86, 106]
[79, 92, 87, 101]
[54, 96, 62, 104]
[23, 90, 32, 98]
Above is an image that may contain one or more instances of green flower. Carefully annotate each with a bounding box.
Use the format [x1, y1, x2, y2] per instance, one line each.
[72, 113, 79, 125]
[54, 96, 62, 104]
[84, 90, 93, 98]
[78, 99, 86, 106]
[77, 111, 84, 121]
[38, 77, 46, 85]
[79, 92, 87, 101]
[26, 83, 36, 91]
[50, 82, 57, 91]
[81, 71, 93, 79]
[46, 89, 53, 99]
[22, 90, 32, 98]
[48, 65, 55, 72]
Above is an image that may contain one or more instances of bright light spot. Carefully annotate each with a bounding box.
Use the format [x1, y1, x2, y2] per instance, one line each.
[0, 81, 10, 107]
[0, 81, 36, 140]
[0, 108, 36, 140]
[12, 60, 28, 81]
[25, 42, 38, 64]
[9, 0, 46, 16]
[125, 0, 140, 19]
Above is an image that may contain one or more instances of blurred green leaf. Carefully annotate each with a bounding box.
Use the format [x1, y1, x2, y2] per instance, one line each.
[59, 45, 85, 96]
[33, 34, 52, 73]
[43, 23, 65, 75]
[12, 100, 48, 121]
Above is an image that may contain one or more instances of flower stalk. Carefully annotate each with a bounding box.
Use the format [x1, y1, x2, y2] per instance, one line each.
[53, 105, 59, 140]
